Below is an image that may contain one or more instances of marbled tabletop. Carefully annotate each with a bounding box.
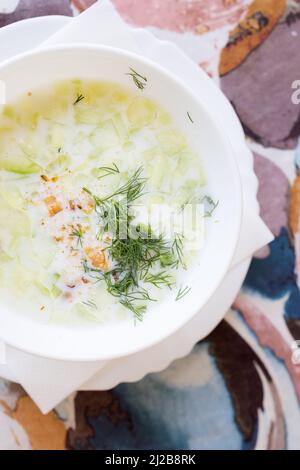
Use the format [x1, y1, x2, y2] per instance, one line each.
[0, 0, 299, 450]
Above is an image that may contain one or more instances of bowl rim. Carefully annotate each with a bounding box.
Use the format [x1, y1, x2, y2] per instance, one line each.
[0, 43, 243, 361]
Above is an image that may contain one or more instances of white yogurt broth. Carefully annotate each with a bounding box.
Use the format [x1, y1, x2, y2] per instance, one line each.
[0, 80, 209, 325]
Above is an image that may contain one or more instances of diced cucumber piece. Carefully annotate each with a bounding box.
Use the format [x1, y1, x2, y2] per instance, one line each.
[35, 280, 51, 297]
[90, 120, 120, 151]
[0, 181, 24, 210]
[112, 113, 128, 142]
[74, 106, 102, 125]
[127, 97, 157, 128]
[0, 154, 41, 174]
[46, 151, 71, 173]
[48, 122, 66, 149]
[157, 130, 187, 155]
[51, 284, 62, 298]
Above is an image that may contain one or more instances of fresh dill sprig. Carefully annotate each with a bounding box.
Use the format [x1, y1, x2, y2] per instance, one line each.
[83, 259, 90, 274]
[97, 163, 120, 179]
[82, 168, 188, 320]
[73, 93, 85, 105]
[82, 300, 97, 310]
[106, 166, 146, 204]
[159, 252, 178, 269]
[119, 299, 146, 321]
[85, 230, 178, 319]
[176, 286, 191, 301]
[126, 290, 157, 302]
[84, 166, 146, 205]
[103, 271, 136, 297]
[202, 196, 219, 218]
[172, 233, 186, 269]
[101, 271, 152, 320]
[70, 226, 84, 247]
[143, 271, 174, 289]
[187, 111, 194, 123]
[127, 67, 148, 90]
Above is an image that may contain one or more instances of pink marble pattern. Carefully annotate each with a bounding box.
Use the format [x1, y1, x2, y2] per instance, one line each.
[113, 0, 249, 33]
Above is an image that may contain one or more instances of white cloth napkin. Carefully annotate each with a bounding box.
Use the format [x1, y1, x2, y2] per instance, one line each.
[0, 0, 273, 413]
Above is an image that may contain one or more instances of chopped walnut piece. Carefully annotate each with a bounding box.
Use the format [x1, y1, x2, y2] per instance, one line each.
[83, 200, 95, 214]
[85, 247, 108, 271]
[63, 292, 72, 301]
[44, 196, 63, 217]
[69, 200, 76, 211]
[81, 191, 95, 213]
[104, 234, 112, 243]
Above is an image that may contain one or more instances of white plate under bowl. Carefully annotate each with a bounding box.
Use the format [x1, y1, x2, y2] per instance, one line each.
[0, 16, 256, 388]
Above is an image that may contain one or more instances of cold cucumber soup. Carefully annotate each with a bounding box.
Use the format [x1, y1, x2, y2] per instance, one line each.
[0, 79, 216, 325]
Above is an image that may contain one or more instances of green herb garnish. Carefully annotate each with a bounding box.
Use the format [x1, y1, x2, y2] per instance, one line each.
[127, 68, 148, 90]
[71, 226, 84, 247]
[119, 299, 146, 321]
[143, 271, 174, 289]
[202, 196, 219, 217]
[187, 112, 194, 123]
[73, 94, 85, 105]
[180, 195, 219, 218]
[176, 286, 191, 301]
[82, 300, 97, 310]
[172, 233, 186, 269]
[97, 163, 120, 179]
[82, 168, 188, 320]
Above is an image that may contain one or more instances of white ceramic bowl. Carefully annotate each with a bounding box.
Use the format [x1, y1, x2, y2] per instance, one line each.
[0, 44, 242, 361]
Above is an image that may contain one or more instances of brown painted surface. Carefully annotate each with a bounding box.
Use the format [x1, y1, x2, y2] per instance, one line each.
[67, 391, 131, 450]
[11, 396, 66, 450]
[220, 0, 286, 76]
